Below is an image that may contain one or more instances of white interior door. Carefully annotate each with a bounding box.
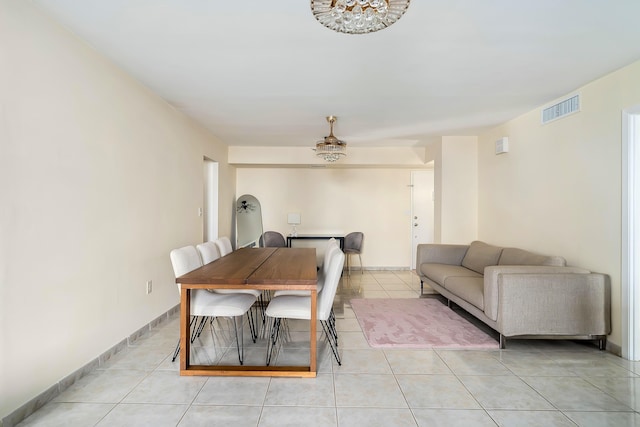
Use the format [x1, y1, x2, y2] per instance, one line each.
[411, 170, 434, 269]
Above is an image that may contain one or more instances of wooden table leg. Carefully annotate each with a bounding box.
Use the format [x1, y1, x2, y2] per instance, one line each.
[310, 289, 317, 374]
[180, 287, 190, 373]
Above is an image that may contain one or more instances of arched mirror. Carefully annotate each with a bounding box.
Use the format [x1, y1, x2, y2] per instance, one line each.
[235, 194, 263, 248]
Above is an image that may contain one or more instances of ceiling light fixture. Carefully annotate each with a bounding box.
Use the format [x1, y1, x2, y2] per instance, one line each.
[310, 0, 410, 35]
[314, 116, 347, 163]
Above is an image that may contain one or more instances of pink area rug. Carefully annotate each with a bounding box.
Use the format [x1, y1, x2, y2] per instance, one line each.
[350, 298, 499, 349]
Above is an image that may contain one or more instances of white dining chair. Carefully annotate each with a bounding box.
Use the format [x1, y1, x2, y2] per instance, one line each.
[196, 241, 262, 339]
[170, 245, 257, 365]
[214, 236, 234, 257]
[195, 241, 220, 264]
[273, 238, 340, 297]
[265, 247, 345, 365]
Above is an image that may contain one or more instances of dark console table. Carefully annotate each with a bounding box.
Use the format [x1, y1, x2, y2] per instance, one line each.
[287, 234, 345, 250]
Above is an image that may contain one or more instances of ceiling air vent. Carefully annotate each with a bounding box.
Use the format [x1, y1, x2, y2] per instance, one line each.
[541, 94, 580, 124]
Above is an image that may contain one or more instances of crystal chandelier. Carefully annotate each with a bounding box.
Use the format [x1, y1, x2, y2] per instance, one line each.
[314, 116, 347, 162]
[310, 0, 411, 35]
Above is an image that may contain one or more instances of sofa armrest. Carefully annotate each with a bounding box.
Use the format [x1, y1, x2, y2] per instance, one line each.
[416, 244, 469, 272]
[494, 272, 611, 337]
[484, 265, 590, 321]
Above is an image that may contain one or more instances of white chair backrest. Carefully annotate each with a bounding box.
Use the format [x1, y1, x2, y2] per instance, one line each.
[325, 238, 337, 253]
[170, 246, 203, 293]
[321, 242, 341, 277]
[317, 248, 345, 321]
[215, 236, 233, 257]
[319, 238, 338, 267]
[196, 241, 221, 264]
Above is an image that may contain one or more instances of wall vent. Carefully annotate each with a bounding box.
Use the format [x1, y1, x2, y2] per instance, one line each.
[495, 137, 509, 154]
[541, 94, 580, 124]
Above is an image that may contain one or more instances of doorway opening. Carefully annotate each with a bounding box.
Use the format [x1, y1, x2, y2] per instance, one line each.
[622, 106, 640, 360]
[203, 158, 219, 242]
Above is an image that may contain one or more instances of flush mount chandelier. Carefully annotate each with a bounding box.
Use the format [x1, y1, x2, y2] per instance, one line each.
[314, 116, 347, 163]
[310, 0, 410, 35]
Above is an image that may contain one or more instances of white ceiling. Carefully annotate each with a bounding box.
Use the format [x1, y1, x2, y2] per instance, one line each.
[31, 0, 640, 148]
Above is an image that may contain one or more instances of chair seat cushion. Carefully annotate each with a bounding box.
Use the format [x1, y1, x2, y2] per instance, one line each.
[265, 295, 311, 320]
[191, 290, 256, 317]
[212, 288, 262, 298]
[273, 282, 323, 297]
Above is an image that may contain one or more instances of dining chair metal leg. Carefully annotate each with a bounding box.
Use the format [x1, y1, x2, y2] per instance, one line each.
[171, 341, 181, 362]
[327, 308, 338, 344]
[246, 308, 257, 343]
[266, 317, 281, 366]
[259, 291, 267, 326]
[320, 319, 341, 365]
[233, 315, 245, 365]
[172, 315, 197, 362]
[257, 291, 271, 339]
[193, 316, 209, 341]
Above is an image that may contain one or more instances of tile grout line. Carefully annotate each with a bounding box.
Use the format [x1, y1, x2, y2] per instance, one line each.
[2, 305, 180, 427]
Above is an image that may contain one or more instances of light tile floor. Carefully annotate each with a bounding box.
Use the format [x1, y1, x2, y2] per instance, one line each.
[17, 271, 640, 427]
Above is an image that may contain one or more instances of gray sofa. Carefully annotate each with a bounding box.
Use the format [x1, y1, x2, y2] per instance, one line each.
[416, 241, 611, 349]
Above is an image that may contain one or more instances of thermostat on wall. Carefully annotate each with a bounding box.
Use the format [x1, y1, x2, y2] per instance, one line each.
[495, 137, 509, 154]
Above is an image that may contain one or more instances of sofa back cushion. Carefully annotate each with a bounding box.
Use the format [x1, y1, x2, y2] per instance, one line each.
[498, 247, 566, 266]
[461, 241, 503, 274]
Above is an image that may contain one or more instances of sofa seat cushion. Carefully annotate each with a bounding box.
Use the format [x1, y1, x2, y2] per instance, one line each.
[461, 241, 503, 274]
[420, 263, 482, 285]
[444, 276, 484, 310]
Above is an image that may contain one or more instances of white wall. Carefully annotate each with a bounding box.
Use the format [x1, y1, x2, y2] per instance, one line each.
[433, 136, 478, 244]
[477, 60, 640, 348]
[236, 168, 418, 268]
[0, 0, 235, 418]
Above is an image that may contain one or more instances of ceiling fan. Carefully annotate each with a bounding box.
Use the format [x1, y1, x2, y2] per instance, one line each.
[314, 116, 347, 162]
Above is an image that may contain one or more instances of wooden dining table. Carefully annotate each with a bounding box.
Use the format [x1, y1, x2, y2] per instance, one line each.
[176, 247, 318, 377]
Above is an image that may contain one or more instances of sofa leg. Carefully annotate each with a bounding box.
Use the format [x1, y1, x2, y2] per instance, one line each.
[499, 334, 506, 349]
[420, 280, 423, 295]
[598, 336, 607, 351]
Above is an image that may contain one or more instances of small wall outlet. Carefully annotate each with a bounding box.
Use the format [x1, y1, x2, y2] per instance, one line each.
[146, 280, 153, 294]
